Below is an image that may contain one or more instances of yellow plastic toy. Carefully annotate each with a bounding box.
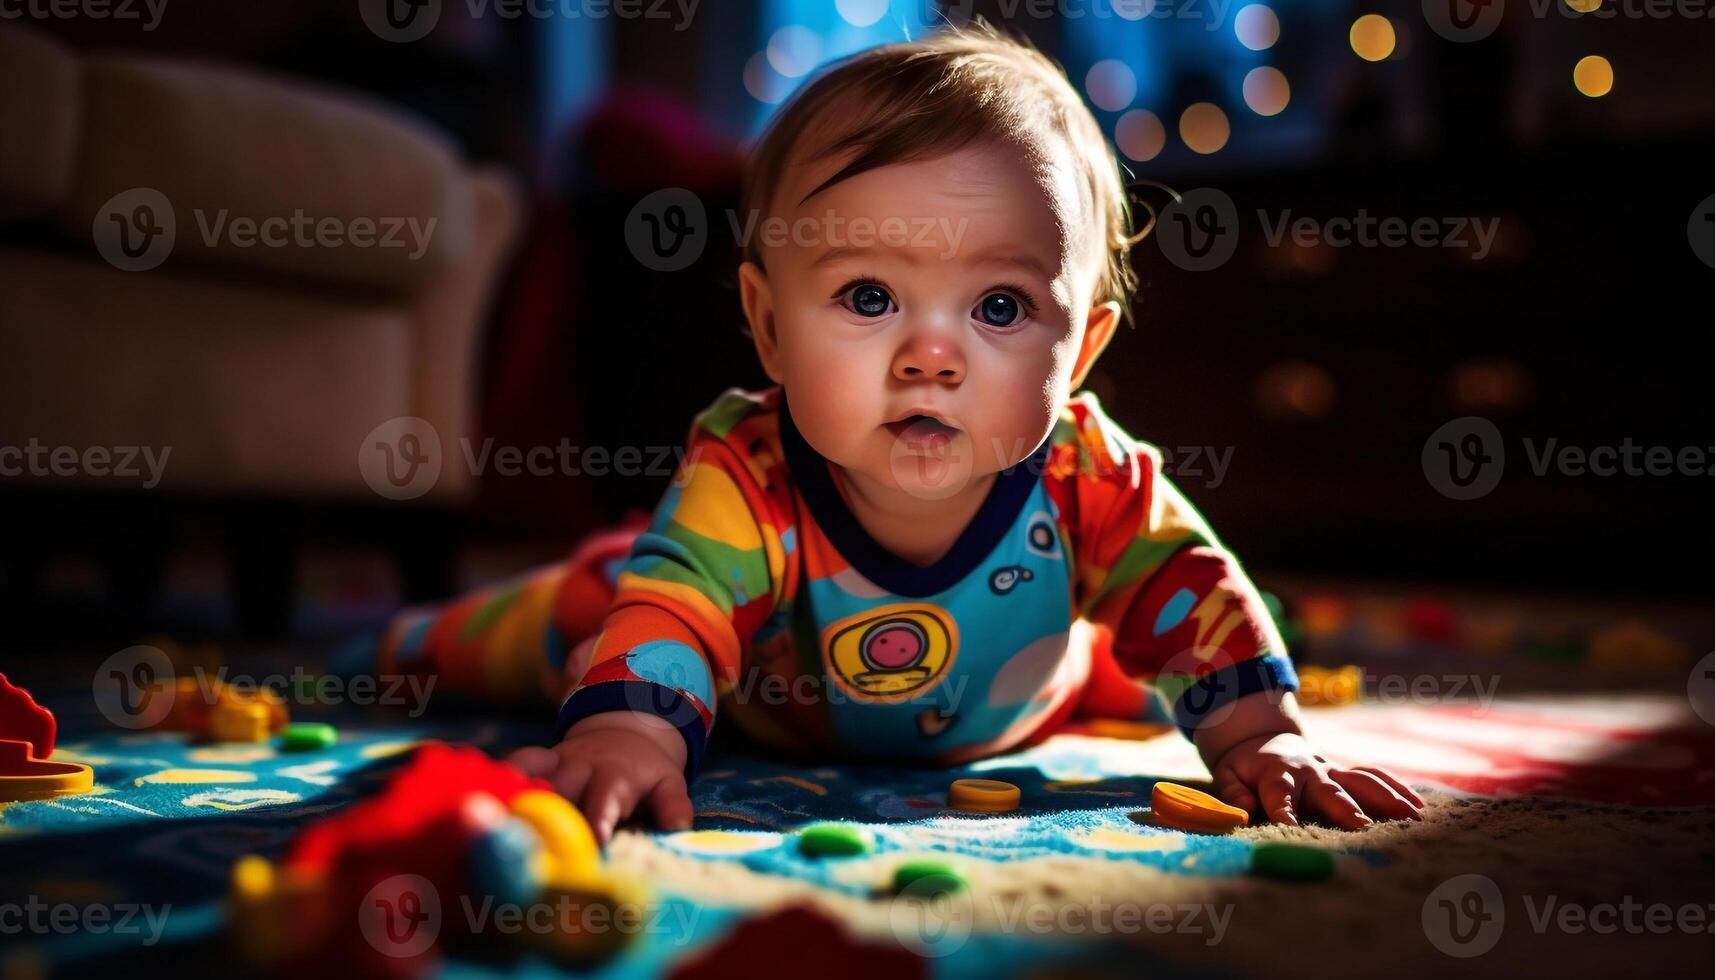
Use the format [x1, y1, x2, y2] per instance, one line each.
[1295, 664, 1363, 707]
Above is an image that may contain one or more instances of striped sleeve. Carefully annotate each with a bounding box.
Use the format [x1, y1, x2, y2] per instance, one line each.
[552, 393, 784, 778]
[1053, 393, 1296, 738]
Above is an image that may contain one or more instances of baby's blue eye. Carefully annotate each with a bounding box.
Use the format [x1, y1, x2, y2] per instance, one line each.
[843, 283, 895, 317]
[976, 292, 1021, 327]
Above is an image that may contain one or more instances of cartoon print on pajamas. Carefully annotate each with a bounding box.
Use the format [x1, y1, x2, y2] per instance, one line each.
[377, 385, 1297, 779]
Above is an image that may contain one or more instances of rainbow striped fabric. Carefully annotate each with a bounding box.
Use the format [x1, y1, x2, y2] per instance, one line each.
[549, 387, 1294, 776]
[377, 386, 1295, 777]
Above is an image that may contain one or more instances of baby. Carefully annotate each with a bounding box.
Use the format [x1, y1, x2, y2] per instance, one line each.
[385, 28, 1422, 842]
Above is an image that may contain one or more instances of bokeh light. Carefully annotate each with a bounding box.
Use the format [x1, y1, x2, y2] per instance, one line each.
[743, 51, 788, 104]
[1179, 102, 1230, 155]
[1116, 109, 1166, 162]
[1564, 0, 1603, 10]
[767, 26, 822, 79]
[1112, 0, 1154, 20]
[1234, 5, 1280, 52]
[1085, 60, 1138, 112]
[1243, 67, 1290, 117]
[1349, 15, 1396, 62]
[1574, 56, 1614, 97]
[1449, 358, 1532, 413]
[835, 0, 888, 28]
[1256, 361, 1336, 421]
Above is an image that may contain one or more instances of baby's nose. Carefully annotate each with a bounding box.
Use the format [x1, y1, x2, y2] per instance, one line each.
[891, 335, 965, 384]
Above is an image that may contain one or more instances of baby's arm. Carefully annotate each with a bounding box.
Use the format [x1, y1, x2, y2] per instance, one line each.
[510, 414, 782, 842]
[1062, 397, 1422, 826]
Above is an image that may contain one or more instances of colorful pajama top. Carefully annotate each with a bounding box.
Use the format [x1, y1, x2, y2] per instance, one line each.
[551, 386, 1298, 778]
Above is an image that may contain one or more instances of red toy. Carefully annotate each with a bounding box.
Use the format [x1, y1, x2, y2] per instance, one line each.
[233, 742, 620, 978]
[0, 672, 94, 802]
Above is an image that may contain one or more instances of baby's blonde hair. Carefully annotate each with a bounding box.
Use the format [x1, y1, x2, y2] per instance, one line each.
[739, 23, 1139, 326]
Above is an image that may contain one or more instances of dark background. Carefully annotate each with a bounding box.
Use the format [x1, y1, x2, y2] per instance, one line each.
[6, 0, 1712, 645]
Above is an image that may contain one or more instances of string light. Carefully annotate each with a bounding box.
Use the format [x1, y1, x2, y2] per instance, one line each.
[1116, 109, 1166, 162]
[1234, 5, 1280, 52]
[1179, 103, 1231, 155]
[1349, 15, 1396, 62]
[1574, 56, 1614, 97]
[767, 26, 822, 79]
[743, 51, 787, 104]
[1085, 60, 1138, 113]
[834, 0, 887, 28]
[1243, 67, 1291, 117]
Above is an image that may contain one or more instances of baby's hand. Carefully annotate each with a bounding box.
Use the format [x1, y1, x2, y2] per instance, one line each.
[507, 711, 694, 844]
[1209, 731, 1423, 829]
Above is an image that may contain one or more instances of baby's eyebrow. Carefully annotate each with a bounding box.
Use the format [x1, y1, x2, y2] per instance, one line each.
[810, 241, 1054, 280]
[811, 243, 913, 269]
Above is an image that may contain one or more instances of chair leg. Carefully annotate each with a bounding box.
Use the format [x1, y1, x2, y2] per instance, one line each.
[382, 508, 460, 603]
[228, 500, 302, 640]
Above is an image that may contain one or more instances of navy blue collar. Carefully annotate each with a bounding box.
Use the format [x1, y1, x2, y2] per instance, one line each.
[778, 392, 1051, 598]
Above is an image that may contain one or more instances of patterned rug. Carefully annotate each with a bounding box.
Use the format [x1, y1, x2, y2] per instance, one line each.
[6, 687, 1712, 979]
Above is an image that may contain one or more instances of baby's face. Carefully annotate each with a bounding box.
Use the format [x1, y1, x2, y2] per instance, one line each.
[741, 140, 1115, 500]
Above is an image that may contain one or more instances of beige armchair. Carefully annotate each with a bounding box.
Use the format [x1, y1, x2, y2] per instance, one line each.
[0, 22, 520, 503]
[0, 22, 523, 634]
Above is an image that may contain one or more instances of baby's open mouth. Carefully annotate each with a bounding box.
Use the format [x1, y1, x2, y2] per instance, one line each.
[884, 413, 961, 450]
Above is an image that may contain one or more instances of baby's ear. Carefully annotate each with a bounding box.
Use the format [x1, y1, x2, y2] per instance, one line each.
[738, 261, 785, 383]
[1069, 301, 1121, 390]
